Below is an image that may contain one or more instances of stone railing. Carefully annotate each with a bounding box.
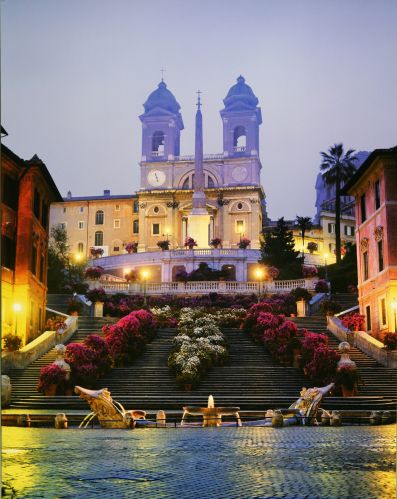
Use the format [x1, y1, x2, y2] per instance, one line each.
[327, 315, 397, 368]
[1, 313, 78, 371]
[308, 292, 329, 315]
[92, 279, 316, 295]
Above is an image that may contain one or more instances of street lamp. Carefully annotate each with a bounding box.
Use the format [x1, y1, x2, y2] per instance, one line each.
[141, 270, 149, 307]
[254, 267, 265, 303]
[392, 299, 397, 333]
[13, 303, 22, 336]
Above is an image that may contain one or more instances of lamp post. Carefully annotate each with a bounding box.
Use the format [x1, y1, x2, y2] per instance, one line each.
[13, 303, 22, 336]
[324, 253, 329, 281]
[141, 270, 149, 308]
[392, 299, 397, 333]
[254, 268, 265, 303]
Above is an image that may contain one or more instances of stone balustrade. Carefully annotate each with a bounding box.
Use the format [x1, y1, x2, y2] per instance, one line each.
[90, 278, 316, 295]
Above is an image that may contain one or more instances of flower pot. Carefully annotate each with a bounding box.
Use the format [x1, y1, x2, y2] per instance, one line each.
[184, 384, 192, 391]
[341, 385, 355, 397]
[70, 311, 79, 316]
[44, 384, 57, 396]
[188, 246, 194, 250]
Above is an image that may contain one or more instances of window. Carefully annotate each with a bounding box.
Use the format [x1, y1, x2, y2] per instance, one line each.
[33, 189, 40, 219]
[360, 194, 366, 223]
[113, 245, 120, 252]
[1, 236, 16, 270]
[207, 175, 215, 188]
[379, 298, 387, 328]
[2, 174, 18, 210]
[328, 243, 333, 252]
[41, 202, 48, 229]
[39, 254, 45, 282]
[182, 177, 190, 189]
[95, 210, 104, 225]
[80, 206, 84, 213]
[95, 231, 103, 246]
[363, 251, 369, 281]
[31, 245, 37, 275]
[237, 202, 243, 210]
[133, 220, 139, 234]
[78, 221, 84, 230]
[328, 223, 335, 234]
[374, 180, 381, 210]
[115, 204, 120, 211]
[133, 201, 139, 213]
[233, 126, 247, 150]
[236, 220, 244, 234]
[152, 131, 165, 154]
[344, 226, 354, 237]
[77, 242, 84, 253]
[366, 305, 371, 331]
[63, 207, 66, 213]
[153, 206, 159, 214]
[59, 222, 67, 230]
[378, 240, 384, 272]
[152, 223, 160, 235]
[114, 219, 120, 228]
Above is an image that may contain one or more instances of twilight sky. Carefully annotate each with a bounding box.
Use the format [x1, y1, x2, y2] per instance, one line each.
[2, 0, 397, 220]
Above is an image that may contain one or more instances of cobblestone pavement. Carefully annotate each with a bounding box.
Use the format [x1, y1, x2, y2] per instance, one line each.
[2, 425, 396, 498]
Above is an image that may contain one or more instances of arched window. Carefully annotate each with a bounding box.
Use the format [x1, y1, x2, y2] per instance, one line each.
[95, 210, 104, 225]
[95, 231, 103, 246]
[233, 126, 247, 151]
[182, 177, 190, 189]
[77, 242, 84, 253]
[207, 175, 215, 188]
[152, 131, 165, 155]
[133, 220, 139, 234]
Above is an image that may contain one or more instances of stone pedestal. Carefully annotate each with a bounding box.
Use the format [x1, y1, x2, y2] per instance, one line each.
[297, 300, 307, 317]
[94, 301, 104, 318]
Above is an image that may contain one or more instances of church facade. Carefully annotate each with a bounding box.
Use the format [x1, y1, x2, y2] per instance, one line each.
[136, 76, 265, 253]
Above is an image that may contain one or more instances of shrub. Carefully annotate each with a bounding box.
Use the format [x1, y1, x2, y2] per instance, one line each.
[238, 237, 251, 249]
[3, 334, 22, 351]
[37, 364, 67, 394]
[67, 299, 83, 315]
[157, 240, 170, 250]
[315, 279, 329, 293]
[341, 313, 365, 331]
[84, 334, 112, 376]
[90, 247, 104, 258]
[383, 333, 397, 351]
[210, 237, 222, 248]
[305, 346, 340, 385]
[301, 330, 328, 367]
[307, 242, 318, 253]
[85, 287, 107, 303]
[125, 242, 138, 253]
[302, 265, 318, 278]
[291, 287, 312, 302]
[184, 237, 197, 248]
[84, 266, 104, 280]
[319, 300, 342, 316]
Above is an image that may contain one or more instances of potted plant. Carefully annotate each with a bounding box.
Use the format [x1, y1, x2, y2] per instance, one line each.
[125, 269, 139, 283]
[184, 237, 197, 250]
[37, 364, 67, 396]
[84, 266, 104, 280]
[67, 299, 83, 316]
[335, 364, 360, 397]
[315, 279, 329, 293]
[302, 265, 318, 278]
[267, 266, 279, 280]
[319, 300, 342, 317]
[90, 247, 104, 259]
[210, 237, 222, 249]
[238, 237, 251, 249]
[86, 287, 107, 304]
[125, 242, 138, 254]
[3, 333, 22, 352]
[383, 333, 397, 351]
[291, 287, 312, 302]
[157, 240, 171, 251]
[307, 241, 318, 254]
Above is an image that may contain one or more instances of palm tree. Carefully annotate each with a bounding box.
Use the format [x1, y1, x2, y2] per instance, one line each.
[296, 216, 313, 263]
[320, 144, 358, 263]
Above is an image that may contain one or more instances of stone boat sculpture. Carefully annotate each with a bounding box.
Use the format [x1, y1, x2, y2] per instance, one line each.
[75, 386, 146, 429]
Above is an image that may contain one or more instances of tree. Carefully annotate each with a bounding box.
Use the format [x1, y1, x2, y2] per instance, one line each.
[320, 144, 358, 263]
[296, 215, 313, 263]
[260, 217, 302, 279]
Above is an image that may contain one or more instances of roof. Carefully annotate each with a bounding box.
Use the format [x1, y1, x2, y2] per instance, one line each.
[342, 145, 397, 194]
[223, 75, 259, 111]
[142, 81, 181, 115]
[62, 194, 137, 202]
[2, 144, 63, 202]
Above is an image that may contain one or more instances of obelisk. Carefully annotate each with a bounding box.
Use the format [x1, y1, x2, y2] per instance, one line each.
[187, 91, 210, 248]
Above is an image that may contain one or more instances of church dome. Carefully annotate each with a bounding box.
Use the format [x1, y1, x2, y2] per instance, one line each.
[143, 81, 181, 114]
[223, 75, 259, 110]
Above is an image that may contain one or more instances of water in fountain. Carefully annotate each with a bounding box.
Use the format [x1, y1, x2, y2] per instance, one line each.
[208, 395, 215, 408]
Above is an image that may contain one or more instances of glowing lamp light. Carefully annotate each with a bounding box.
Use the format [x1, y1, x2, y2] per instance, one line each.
[324, 253, 329, 261]
[254, 268, 265, 280]
[391, 299, 397, 311]
[13, 303, 22, 313]
[75, 253, 82, 262]
[141, 270, 149, 280]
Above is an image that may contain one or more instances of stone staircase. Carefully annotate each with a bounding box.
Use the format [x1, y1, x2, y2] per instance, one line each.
[6, 316, 115, 408]
[330, 292, 359, 311]
[46, 294, 73, 314]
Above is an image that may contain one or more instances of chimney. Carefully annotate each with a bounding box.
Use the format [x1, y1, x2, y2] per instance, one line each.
[104, 189, 110, 197]
[67, 190, 72, 199]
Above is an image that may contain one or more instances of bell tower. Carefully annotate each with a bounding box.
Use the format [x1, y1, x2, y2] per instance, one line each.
[139, 80, 184, 162]
[220, 75, 262, 158]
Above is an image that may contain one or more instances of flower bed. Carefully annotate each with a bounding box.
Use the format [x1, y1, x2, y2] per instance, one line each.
[168, 308, 228, 388]
[341, 313, 365, 332]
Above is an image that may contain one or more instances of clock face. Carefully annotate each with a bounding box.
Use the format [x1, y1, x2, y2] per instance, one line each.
[232, 166, 248, 182]
[147, 170, 166, 187]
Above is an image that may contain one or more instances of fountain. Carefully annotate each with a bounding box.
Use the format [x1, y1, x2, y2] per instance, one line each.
[181, 395, 241, 427]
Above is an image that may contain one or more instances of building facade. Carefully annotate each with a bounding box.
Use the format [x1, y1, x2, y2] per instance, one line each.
[1, 144, 63, 345]
[49, 191, 139, 258]
[344, 146, 397, 338]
